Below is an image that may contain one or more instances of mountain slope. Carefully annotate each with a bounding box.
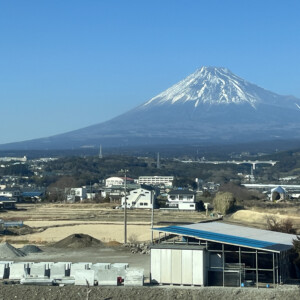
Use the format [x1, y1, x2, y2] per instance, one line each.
[1, 67, 300, 150]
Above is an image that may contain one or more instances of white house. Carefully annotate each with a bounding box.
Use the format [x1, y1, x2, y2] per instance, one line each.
[65, 187, 87, 202]
[105, 177, 134, 187]
[0, 188, 21, 202]
[121, 185, 156, 209]
[167, 190, 197, 210]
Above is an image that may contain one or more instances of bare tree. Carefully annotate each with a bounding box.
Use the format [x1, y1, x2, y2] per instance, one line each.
[266, 215, 296, 234]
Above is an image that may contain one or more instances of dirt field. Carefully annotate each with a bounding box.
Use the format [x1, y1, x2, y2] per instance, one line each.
[3, 223, 158, 245]
[0, 203, 210, 245]
[1, 202, 300, 245]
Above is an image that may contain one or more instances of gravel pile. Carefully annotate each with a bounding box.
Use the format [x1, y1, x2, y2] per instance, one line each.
[0, 242, 26, 259]
[53, 234, 103, 249]
[21, 245, 43, 254]
[124, 242, 150, 254]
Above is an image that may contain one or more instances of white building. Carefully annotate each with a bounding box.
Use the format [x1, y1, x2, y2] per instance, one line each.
[0, 188, 21, 201]
[105, 177, 134, 187]
[138, 176, 174, 187]
[121, 185, 156, 209]
[270, 186, 287, 202]
[167, 190, 196, 210]
[0, 156, 27, 162]
[65, 187, 87, 202]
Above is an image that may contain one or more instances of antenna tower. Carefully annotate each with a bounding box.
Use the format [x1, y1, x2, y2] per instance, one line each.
[99, 145, 103, 159]
[157, 152, 160, 169]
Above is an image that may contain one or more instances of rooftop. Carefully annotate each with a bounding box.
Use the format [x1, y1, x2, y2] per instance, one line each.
[154, 222, 297, 253]
[168, 190, 195, 195]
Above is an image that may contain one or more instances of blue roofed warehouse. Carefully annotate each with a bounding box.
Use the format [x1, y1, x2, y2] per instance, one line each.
[151, 222, 298, 287]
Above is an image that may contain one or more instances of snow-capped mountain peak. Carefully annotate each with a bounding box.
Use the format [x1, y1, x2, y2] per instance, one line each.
[143, 66, 261, 108]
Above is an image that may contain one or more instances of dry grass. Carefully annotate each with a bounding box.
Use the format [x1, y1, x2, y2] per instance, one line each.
[0, 203, 204, 246]
[229, 209, 300, 232]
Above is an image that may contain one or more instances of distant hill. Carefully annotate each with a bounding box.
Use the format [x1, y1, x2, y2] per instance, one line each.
[1, 66, 300, 150]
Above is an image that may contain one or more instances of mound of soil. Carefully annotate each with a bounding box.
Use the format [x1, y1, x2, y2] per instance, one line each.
[21, 245, 43, 254]
[53, 234, 103, 249]
[0, 242, 26, 258]
[105, 241, 122, 247]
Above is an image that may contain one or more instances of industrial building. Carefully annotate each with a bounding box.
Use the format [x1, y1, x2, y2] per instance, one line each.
[151, 222, 298, 287]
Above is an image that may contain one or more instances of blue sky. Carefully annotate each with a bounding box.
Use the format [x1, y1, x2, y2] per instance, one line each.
[0, 0, 300, 144]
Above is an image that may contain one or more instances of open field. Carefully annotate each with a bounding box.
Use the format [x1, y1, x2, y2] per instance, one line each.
[0, 203, 210, 245]
[1, 202, 300, 246]
[1, 203, 208, 224]
[4, 223, 158, 245]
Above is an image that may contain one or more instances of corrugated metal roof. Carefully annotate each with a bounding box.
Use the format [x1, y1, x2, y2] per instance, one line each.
[151, 244, 205, 250]
[271, 186, 286, 194]
[153, 222, 297, 252]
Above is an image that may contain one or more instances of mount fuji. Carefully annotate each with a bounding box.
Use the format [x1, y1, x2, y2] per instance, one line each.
[2, 66, 300, 150]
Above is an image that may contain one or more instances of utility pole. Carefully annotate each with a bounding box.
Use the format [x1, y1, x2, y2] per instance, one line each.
[90, 181, 92, 200]
[151, 190, 154, 243]
[250, 165, 255, 183]
[122, 169, 128, 244]
[156, 152, 160, 169]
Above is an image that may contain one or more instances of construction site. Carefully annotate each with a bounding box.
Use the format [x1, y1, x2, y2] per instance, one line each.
[0, 203, 300, 299]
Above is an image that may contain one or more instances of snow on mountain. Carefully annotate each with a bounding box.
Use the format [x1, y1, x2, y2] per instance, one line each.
[1, 66, 300, 150]
[143, 67, 269, 108]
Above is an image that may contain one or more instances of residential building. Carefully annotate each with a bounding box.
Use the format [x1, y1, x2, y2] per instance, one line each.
[0, 188, 21, 202]
[105, 177, 134, 187]
[0, 196, 16, 209]
[65, 187, 87, 202]
[138, 176, 174, 187]
[121, 185, 157, 209]
[167, 189, 196, 210]
[101, 184, 141, 199]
